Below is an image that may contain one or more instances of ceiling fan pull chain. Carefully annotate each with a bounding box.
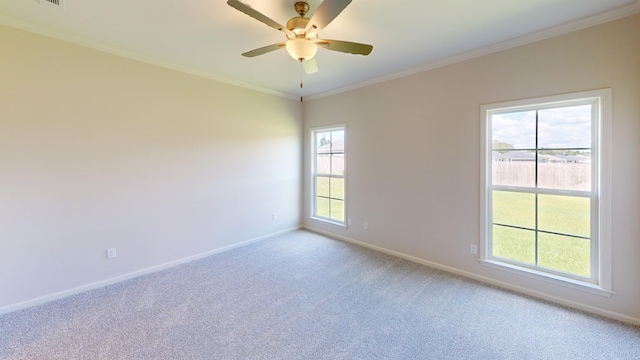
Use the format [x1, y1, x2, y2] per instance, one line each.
[300, 60, 304, 102]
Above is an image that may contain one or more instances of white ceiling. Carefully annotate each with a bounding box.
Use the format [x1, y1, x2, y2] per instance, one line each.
[1, 0, 639, 99]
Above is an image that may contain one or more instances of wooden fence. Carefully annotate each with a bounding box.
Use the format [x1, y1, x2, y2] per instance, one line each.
[493, 162, 591, 190]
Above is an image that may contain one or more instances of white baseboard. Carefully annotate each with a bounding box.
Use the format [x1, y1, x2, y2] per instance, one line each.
[0, 226, 301, 315]
[304, 225, 640, 326]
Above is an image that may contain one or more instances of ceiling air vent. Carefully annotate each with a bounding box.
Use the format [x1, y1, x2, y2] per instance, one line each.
[38, 0, 65, 11]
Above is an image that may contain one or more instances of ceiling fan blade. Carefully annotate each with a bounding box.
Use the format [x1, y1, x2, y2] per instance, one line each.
[317, 39, 373, 55]
[242, 43, 286, 58]
[305, 0, 352, 37]
[227, 0, 294, 37]
[303, 58, 318, 74]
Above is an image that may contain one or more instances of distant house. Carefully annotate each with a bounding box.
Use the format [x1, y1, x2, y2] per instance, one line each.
[492, 151, 536, 162]
[557, 154, 591, 163]
[492, 151, 590, 163]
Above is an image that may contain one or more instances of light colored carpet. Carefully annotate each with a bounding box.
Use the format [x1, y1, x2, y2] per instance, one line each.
[1, 230, 639, 359]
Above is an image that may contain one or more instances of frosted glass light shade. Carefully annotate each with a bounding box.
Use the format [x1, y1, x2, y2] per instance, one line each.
[285, 39, 318, 61]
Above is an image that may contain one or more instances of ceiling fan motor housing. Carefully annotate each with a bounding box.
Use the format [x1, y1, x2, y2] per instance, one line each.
[286, 16, 310, 37]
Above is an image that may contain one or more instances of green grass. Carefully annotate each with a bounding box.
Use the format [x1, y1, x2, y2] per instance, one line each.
[315, 176, 344, 222]
[492, 190, 591, 277]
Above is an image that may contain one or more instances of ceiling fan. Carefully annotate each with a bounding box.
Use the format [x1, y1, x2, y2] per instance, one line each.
[227, 0, 373, 74]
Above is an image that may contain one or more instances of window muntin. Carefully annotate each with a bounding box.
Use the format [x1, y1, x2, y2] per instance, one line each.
[481, 90, 611, 292]
[491, 190, 592, 278]
[312, 127, 345, 225]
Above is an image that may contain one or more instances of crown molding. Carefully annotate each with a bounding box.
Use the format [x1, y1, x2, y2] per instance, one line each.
[306, 1, 640, 101]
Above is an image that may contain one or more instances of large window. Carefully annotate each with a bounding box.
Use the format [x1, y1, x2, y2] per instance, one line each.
[480, 89, 611, 294]
[312, 126, 345, 225]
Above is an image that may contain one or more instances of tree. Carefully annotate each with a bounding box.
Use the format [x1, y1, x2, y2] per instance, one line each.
[493, 140, 514, 150]
[319, 137, 331, 146]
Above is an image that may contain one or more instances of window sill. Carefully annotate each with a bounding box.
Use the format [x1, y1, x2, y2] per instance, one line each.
[310, 216, 346, 228]
[479, 259, 613, 297]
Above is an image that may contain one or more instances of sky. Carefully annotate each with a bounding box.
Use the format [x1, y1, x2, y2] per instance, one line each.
[491, 104, 592, 149]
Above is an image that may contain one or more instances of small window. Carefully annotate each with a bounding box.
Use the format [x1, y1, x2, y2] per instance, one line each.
[480, 89, 611, 295]
[312, 126, 345, 225]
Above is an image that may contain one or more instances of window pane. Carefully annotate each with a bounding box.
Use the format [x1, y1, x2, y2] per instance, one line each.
[538, 150, 591, 191]
[313, 127, 346, 225]
[538, 105, 591, 149]
[492, 157, 535, 187]
[330, 199, 344, 222]
[331, 154, 344, 176]
[492, 225, 535, 265]
[316, 154, 330, 175]
[316, 197, 330, 218]
[330, 178, 344, 200]
[538, 194, 590, 238]
[316, 132, 332, 154]
[331, 130, 344, 152]
[316, 177, 329, 198]
[492, 110, 536, 150]
[492, 190, 535, 229]
[538, 233, 590, 277]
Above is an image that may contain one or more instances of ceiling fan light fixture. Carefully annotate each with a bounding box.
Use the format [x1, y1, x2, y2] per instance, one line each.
[285, 38, 318, 61]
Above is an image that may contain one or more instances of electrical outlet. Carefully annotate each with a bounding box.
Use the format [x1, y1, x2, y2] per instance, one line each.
[363, 221, 368, 230]
[272, 213, 277, 221]
[347, 218, 352, 226]
[470, 244, 478, 255]
[107, 248, 117, 259]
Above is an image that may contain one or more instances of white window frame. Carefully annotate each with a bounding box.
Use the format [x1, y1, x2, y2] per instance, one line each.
[480, 89, 612, 296]
[311, 125, 347, 227]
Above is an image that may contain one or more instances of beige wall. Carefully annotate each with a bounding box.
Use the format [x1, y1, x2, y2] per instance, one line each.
[304, 15, 640, 323]
[0, 25, 302, 310]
